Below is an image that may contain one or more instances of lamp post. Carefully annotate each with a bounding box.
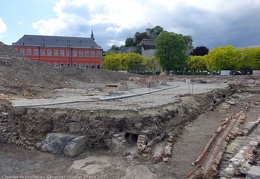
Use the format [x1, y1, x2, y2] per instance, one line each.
[121, 51, 123, 70]
[38, 46, 40, 62]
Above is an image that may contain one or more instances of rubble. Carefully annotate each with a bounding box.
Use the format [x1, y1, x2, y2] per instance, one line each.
[247, 166, 260, 179]
[41, 133, 86, 157]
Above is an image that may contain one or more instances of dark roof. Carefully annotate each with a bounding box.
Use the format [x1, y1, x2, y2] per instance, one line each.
[12, 35, 102, 49]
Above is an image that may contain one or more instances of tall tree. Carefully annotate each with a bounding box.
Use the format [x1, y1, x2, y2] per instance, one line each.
[152, 26, 163, 35]
[205, 45, 237, 72]
[125, 38, 134, 47]
[124, 53, 144, 73]
[134, 32, 151, 46]
[143, 56, 161, 74]
[183, 35, 193, 50]
[187, 56, 206, 72]
[110, 45, 120, 51]
[102, 53, 121, 70]
[155, 31, 187, 73]
[190, 46, 209, 56]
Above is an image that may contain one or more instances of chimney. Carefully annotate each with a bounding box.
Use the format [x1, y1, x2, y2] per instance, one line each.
[146, 28, 151, 36]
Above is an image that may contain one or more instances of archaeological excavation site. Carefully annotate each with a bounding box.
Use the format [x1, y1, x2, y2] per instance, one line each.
[0, 41, 260, 179]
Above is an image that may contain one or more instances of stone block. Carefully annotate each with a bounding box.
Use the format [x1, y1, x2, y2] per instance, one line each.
[240, 162, 251, 174]
[249, 140, 258, 147]
[63, 136, 86, 157]
[41, 133, 76, 154]
[246, 166, 260, 179]
[118, 81, 128, 91]
[222, 167, 235, 178]
[69, 122, 81, 133]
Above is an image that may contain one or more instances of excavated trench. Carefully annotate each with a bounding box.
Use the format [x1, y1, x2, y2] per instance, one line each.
[0, 87, 233, 157]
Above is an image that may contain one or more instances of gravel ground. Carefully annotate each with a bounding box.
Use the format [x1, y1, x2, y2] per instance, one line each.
[11, 82, 228, 109]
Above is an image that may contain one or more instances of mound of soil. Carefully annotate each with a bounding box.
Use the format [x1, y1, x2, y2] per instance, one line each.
[57, 67, 134, 84]
[0, 41, 134, 97]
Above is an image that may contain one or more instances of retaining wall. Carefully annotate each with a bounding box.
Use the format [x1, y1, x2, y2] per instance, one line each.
[1, 88, 233, 153]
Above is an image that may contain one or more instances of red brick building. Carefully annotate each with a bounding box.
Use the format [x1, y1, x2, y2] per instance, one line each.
[12, 32, 102, 68]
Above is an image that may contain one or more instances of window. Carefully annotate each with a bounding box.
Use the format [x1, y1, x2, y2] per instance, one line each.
[54, 63, 58, 67]
[73, 63, 77, 67]
[41, 39, 45, 47]
[66, 50, 70, 56]
[54, 50, 58, 56]
[97, 51, 101, 57]
[85, 51, 89, 57]
[34, 49, 38, 56]
[67, 40, 70, 47]
[79, 40, 82, 45]
[91, 51, 95, 57]
[20, 49, 25, 55]
[20, 42, 24, 46]
[26, 49, 32, 55]
[79, 63, 83, 68]
[79, 51, 83, 57]
[60, 63, 64, 67]
[85, 63, 89, 68]
[60, 50, 64, 56]
[91, 64, 95, 68]
[47, 49, 52, 56]
[97, 64, 101, 69]
[73, 50, 77, 57]
[67, 63, 71, 67]
[41, 49, 45, 56]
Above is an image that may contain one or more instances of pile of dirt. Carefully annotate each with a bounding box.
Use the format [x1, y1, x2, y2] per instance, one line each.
[0, 41, 135, 97]
[57, 67, 134, 84]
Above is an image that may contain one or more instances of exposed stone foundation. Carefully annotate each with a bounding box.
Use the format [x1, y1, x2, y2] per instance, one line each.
[1, 88, 233, 158]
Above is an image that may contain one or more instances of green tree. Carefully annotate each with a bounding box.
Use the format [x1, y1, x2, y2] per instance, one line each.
[205, 45, 237, 72]
[183, 35, 193, 50]
[155, 31, 187, 73]
[143, 56, 160, 74]
[110, 45, 120, 51]
[102, 53, 121, 70]
[134, 32, 151, 46]
[187, 56, 206, 73]
[152, 26, 163, 35]
[250, 47, 260, 70]
[134, 44, 141, 54]
[125, 38, 134, 47]
[124, 53, 144, 73]
[236, 47, 260, 71]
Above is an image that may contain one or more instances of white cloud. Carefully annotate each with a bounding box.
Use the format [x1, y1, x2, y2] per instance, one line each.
[0, 17, 7, 38]
[32, 0, 260, 50]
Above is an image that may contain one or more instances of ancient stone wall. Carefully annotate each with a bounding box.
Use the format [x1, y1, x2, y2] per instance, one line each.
[1, 88, 233, 155]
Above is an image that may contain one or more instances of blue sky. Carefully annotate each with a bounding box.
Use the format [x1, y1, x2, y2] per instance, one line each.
[1, 0, 260, 51]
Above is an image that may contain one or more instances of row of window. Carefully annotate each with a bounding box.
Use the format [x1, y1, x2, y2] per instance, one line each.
[51, 63, 101, 69]
[19, 48, 101, 58]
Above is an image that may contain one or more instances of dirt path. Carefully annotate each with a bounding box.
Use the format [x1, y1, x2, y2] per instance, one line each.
[150, 91, 260, 179]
